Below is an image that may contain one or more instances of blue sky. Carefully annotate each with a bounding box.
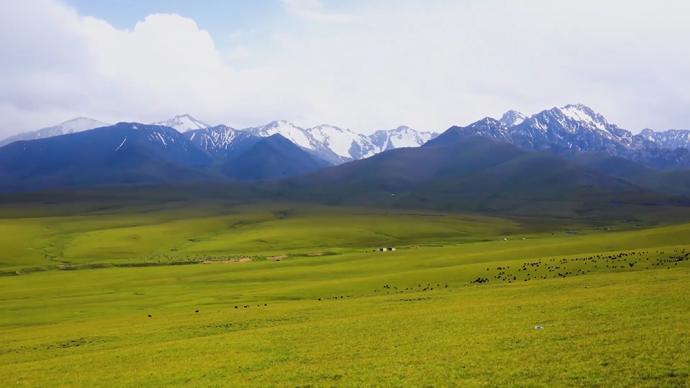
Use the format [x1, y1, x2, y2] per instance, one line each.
[62, 1, 280, 54]
[1, 0, 690, 136]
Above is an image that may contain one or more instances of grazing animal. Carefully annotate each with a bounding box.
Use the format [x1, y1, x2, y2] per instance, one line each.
[148, 314, 152, 318]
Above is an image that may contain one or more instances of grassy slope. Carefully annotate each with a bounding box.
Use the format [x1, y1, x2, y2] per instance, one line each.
[1, 201, 690, 385]
[3, 197, 687, 272]
[570, 152, 690, 195]
[0, 201, 524, 271]
[1, 268, 689, 386]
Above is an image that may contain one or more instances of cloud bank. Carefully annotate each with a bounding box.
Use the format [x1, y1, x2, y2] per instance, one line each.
[1, 0, 689, 136]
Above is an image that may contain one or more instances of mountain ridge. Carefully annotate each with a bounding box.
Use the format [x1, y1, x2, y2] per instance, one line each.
[430, 104, 690, 170]
[0, 117, 109, 147]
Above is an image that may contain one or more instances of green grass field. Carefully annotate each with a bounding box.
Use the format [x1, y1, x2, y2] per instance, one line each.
[1, 199, 689, 386]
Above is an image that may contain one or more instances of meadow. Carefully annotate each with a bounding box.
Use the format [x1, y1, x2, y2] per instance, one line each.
[1, 198, 689, 386]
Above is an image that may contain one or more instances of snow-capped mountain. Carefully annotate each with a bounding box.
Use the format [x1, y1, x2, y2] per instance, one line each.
[431, 104, 690, 170]
[0, 117, 109, 147]
[638, 128, 690, 150]
[241, 120, 338, 163]
[369, 126, 437, 152]
[509, 104, 635, 154]
[499, 110, 527, 127]
[240, 121, 436, 163]
[244, 120, 313, 149]
[186, 125, 261, 160]
[110, 123, 211, 166]
[444, 104, 636, 155]
[307, 124, 378, 161]
[424, 117, 510, 148]
[0, 122, 212, 192]
[149, 115, 436, 163]
[154, 114, 209, 132]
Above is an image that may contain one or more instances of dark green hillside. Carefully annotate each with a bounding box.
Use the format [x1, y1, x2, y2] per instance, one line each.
[282, 136, 665, 217]
[570, 152, 690, 196]
[222, 134, 330, 181]
[0, 123, 211, 192]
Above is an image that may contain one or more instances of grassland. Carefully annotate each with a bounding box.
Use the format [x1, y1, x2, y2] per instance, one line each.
[1, 198, 689, 386]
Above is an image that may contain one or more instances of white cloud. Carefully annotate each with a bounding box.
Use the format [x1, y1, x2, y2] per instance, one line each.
[281, 0, 353, 24]
[1, 0, 690, 137]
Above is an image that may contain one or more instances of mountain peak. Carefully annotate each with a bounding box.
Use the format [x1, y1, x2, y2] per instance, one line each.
[471, 117, 502, 127]
[59, 117, 108, 128]
[0, 117, 110, 147]
[555, 104, 608, 127]
[499, 110, 526, 127]
[154, 114, 209, 132]
[266, 119, 294, 127]
[561, 103, 594, 112]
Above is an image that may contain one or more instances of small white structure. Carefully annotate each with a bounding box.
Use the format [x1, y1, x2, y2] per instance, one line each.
[377, 247, 397, 252]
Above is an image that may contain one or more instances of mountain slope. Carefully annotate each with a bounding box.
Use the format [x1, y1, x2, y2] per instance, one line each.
[638, 128, 690, 150]
[222, 134, 330, 181]
[424, 118, 510, 147]
[186, 125, 261, 161]
[569, 152, 690, 196]
[283, 136, 652, 216]
[0, 117, 109, 147]
[0, 123, 211, 192]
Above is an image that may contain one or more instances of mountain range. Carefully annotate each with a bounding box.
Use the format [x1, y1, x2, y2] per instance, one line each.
[1, 115, 436, 165]
[185, 120, 436, 164]
[0, 104, 690, 210]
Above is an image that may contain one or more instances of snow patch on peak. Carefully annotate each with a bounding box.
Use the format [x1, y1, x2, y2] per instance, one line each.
[245, 121, 313, 150]
[472, 117, 502, 126]
[499, 110, 526, 127]
[370, 126, 437, 151]
[59, 117, 109, 132]
[154, 114, 209, 132]
[0, 117, 110, 147]
[307, 124, 368, 158]
[559, 104, 602, 123]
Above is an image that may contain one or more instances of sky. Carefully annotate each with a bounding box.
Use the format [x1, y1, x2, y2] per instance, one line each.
[1, 0, 690, 137]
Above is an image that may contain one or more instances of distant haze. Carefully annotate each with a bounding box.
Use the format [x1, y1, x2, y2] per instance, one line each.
[1, 0, 689, 137]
